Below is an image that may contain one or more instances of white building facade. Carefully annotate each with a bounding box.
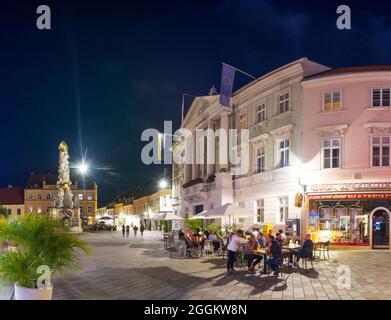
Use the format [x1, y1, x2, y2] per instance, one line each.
[172, 58, 329, 234]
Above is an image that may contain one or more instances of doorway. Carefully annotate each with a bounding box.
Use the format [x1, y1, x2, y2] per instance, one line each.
[371, 208, 390, 249]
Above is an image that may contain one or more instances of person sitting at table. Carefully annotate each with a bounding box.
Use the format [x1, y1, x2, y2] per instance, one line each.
[279, 229, 287, 244]
[265, 235, 283, 276]
[208, 230, 220, 252]
[245, 234, 262, 272]
[226, 229, 246, 272]
[185, 229, 193, 240]
[293, 233, 314, 266]
[276, 232, 284, 247]
[256, 232, 266, 248]
[252, 228, 259, 238]
[265, 229, 273, 242]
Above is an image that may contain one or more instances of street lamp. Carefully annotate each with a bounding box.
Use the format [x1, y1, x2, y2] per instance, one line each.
[159, 179, 168, 189]
[77, 161, 89, 175]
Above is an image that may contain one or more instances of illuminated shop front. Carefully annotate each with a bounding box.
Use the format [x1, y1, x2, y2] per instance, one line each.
[306, 183, 391, 249]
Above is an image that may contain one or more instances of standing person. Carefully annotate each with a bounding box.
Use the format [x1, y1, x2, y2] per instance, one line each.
[140, 224, 145, 236]
[122, 225, 125, 238]
[226, 230, 245, 273]
[125, 225, 130, 238]
[133, 225, 138, 237]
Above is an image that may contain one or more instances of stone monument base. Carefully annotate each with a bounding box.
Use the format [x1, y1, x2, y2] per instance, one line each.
[48, 207, 83, 233]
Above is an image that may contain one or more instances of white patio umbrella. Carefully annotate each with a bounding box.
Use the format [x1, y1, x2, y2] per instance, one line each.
[189, 210, 209, 220]
[164, 212, 185, 221]
[200, 203, 253, 229]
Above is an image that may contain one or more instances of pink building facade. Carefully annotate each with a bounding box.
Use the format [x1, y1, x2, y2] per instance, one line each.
[302, 67, 391, 249]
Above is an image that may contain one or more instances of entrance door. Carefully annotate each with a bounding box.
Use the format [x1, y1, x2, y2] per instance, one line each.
[372, 210, 390, 249]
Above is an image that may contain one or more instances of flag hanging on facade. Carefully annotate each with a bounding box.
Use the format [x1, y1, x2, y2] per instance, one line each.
[219, 63, 236, 107]
[157, 132, 164, 161]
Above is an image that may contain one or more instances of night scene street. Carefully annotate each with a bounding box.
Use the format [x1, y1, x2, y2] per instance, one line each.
[1, 0, 391, 311]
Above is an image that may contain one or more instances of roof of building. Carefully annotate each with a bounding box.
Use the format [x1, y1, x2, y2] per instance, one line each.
[0, 187, 24, 205]
[303, 66, 391, 80]
[26, 172, 96, 190]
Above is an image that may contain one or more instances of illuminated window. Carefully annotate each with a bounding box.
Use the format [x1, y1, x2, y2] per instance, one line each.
[256, 199, 264, 223]
[37, 207, 42, 213]
[78, 194, 83, 201]
[278, 197, 289, 222]
[372, 88, 390, 107]
[239, 113, 247, 129]
[322, 139, 341, 169]
[87, 194, 93, 201]
[372, 136, 390, 167]
[323, 91, 341, 112]
[277, 89, 290, 114]
[278, 139, 290, 168]
[257, 103, 266, 123]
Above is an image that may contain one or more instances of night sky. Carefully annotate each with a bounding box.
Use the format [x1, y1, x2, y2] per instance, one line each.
[1, 0, 391, 205]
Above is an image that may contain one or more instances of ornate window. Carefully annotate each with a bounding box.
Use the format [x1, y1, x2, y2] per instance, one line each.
[278, 139, 290, 168]
[277, 89, 290, 114]
[372, 136, 390, 167]
[322, 138, 341, 169]
[278, 196, 289, 222]
[256, 199, 264, 223]
[257, 103, 266, 123]
[239, 112, 247, 129]
[256, 146, 265, 173]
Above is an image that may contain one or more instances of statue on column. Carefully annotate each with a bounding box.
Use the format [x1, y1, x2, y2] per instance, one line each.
[56, 141, 74, 216]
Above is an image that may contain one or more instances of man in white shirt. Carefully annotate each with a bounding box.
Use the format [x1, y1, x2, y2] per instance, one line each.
[227, 230, 245, 272]
[252, 228, 259, 238]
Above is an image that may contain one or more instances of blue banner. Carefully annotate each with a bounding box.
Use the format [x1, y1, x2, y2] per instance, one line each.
[219, 64, 236, 107]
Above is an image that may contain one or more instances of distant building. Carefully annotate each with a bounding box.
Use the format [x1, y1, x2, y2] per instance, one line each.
[97, 182, 172, 230]
[0, 186, 24, 216]
[24, 173, 98, 224]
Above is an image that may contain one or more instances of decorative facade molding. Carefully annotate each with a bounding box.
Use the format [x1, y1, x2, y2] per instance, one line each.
[269, 124, 295, 137]
[315, 124, 348, 138]
[363, 122, 391, 134]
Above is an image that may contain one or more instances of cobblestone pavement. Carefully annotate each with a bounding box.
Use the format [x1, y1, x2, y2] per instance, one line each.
[2, 231, 391, 300]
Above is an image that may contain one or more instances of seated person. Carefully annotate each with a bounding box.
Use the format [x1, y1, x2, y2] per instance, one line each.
[265, 235, 283, 275]
[245, 235, 262, 272]
[276, 232, 284, 247]
[208, 231, 220, 251]
[279, 229, 287, 244]
[293, 234, 314, 266]
[256, 232, 266, 247]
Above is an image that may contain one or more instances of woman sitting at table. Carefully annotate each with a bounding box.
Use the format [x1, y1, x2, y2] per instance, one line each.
[245, 234, 262, 272]
[208, 230, 220, 252]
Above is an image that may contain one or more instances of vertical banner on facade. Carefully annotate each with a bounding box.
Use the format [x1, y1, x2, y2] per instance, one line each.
[157, 132, 163, 161]
[219, 63, 236, 107]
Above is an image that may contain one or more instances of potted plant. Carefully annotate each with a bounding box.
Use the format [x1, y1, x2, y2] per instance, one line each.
[0, 213, 90, 300]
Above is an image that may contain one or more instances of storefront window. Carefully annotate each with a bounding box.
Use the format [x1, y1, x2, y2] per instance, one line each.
[312, 201, 369, 245]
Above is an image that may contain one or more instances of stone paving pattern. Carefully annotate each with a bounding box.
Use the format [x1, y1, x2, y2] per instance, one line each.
[1, 231, 391, 300]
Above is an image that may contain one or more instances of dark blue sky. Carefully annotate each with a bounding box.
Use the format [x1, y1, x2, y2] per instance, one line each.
[1, 0, 391, 205]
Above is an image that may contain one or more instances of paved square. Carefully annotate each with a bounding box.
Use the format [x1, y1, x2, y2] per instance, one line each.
[1, 231, 391, 300]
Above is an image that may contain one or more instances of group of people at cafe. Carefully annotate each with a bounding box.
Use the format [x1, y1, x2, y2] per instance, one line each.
[227, 228, 314, 275]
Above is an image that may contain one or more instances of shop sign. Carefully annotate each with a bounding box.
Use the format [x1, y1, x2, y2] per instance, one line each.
[309, 193, 391, 200]
[309, 182, 391, 193]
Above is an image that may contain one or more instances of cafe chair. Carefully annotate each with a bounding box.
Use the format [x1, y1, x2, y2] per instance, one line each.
[301, 254, 314, 269]
[314, 241, 330, 261]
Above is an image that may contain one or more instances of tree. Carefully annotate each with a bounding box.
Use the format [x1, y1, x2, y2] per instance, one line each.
[0, 206, 9, 218]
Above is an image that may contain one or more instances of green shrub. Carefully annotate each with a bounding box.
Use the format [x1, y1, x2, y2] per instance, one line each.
[0, 213, 90, 288]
